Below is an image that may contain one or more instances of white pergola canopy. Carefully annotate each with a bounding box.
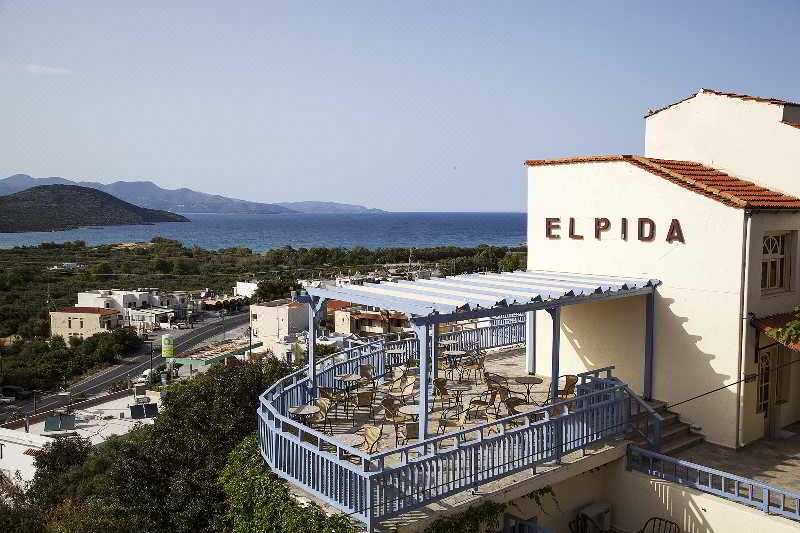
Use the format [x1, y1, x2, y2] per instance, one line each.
[303, 269, 659, 324]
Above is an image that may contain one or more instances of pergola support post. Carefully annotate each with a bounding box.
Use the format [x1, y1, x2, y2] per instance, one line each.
[432, 323, 440, 379]
[414, 322, 431, 447]
[547, 306, 562, 464]
[644, 291, 655, 401]
[525, 310, 536, 375]
[307, 298, 326, 397]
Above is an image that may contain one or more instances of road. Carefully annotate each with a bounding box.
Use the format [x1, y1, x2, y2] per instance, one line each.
[10, 312, 250, 416]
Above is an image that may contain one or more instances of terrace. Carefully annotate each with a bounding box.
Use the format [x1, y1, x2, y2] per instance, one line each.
[257, 270, 664, 531]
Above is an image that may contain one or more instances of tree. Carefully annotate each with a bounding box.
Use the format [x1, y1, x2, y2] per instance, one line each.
[219, 434, 356, 533]
[28, 436, 93, 508]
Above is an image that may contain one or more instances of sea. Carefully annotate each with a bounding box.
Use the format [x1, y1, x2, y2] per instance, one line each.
[0, 212, 527, 252]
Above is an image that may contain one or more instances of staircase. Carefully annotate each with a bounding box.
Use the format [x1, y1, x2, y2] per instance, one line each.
[634, 400, 705, 455]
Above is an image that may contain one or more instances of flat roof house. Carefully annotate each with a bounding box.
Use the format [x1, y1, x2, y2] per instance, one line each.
[49, 307, 122, 340]
[255, 89, 800, 532]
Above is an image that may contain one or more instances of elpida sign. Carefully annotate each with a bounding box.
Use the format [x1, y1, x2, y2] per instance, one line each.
[544, 217, 685, 243]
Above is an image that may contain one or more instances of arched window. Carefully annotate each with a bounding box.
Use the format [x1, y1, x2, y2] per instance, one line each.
[761, 233, 791, 292]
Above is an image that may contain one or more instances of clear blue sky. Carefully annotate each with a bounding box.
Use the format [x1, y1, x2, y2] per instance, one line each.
[1, 1, 798, 212]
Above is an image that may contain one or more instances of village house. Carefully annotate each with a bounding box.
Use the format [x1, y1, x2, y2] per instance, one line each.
[49, 307, 122, 340]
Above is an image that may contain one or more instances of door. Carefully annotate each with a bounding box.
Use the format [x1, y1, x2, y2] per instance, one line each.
[757, 347, 780, 438]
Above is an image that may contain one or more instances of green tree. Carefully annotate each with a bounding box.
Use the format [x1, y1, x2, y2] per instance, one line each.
[219, 434, 356, 533]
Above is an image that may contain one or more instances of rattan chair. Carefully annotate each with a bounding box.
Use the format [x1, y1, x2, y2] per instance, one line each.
[310, 397, 334, 433]
[347, 390, 377, 425]
[638, 517, 680, 533]
[433, 377, 455, 409]
[386, 379, 417, 405]
[380, 398, 411, 446]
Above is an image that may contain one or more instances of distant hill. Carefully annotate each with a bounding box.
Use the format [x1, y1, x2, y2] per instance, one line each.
[0, 185, 188, 233]
[275, 201, 385, 214]
[0, 175, 385, 214]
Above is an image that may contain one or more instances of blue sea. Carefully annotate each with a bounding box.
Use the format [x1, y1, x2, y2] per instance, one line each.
[0, 212, 527, 251]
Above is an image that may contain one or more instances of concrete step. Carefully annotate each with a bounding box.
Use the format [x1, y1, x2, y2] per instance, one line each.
[660, 431, 705, 455]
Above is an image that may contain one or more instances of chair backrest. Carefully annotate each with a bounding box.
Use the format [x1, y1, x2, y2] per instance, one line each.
[562, 374, 579, 395]
[504, 396, 527, 415]
[319, 386, 336, 400]
[315, 397, 332, 418]
[642, 517, 680, 533]
[402, 381, 416, 395]
[355, 390, 373, 406]
[359, 364, 374, 380]
[381, 398, 399, 417]
[364, 425, 382, 452]
[433, 377, 448, 394]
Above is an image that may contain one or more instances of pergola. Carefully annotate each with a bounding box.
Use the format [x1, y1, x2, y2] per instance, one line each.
[303, 270, 660, 441]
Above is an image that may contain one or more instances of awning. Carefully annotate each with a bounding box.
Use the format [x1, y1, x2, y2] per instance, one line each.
[753, 313, 800, 350]
[303, 270, 660, 324]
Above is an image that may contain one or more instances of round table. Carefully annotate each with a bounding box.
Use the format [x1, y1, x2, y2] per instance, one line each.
[288, 404, 320, 425]
[514, 376, 544, 402]
[336, 433, 364, 449]
[443, 350, 469, 380]
[448, 384, 472, 405]
[398, 404, 420, 420]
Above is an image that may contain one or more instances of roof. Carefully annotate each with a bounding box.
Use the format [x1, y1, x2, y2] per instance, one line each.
[646, 88, 800, 118]
[753, 313, 800, 351]
[55, 307, 121, 316]
[783, 121, 800, 130]
[524, 155, 800, 209]
[304, 270, 659, 321]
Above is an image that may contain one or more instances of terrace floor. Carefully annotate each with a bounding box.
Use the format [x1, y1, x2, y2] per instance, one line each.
[316, 346, 557, 464]
[675, 422, 800, 494]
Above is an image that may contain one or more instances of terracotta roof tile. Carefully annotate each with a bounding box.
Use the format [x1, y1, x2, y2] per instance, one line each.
[55, 307, 121, 315]
[524, 155, 800, 209]
[646, 88, 800, 118]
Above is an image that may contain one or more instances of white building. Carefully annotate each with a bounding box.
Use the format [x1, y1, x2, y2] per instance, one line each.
[76, 288, 199, 325]
[234, 281, 259, 298]
[250, 299, 309, 362]
[526, 88, 800, 449]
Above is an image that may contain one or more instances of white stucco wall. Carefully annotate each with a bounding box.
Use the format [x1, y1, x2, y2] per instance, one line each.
[740, 211, 800, 444]
[527, 161, 746, 447]
[645, 92, 800, 197]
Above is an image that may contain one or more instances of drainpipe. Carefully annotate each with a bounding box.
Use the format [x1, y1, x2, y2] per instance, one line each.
[736, 210, 753, 448]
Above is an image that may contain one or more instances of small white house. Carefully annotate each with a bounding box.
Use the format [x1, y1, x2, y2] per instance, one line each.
[234, 281, 259, 298]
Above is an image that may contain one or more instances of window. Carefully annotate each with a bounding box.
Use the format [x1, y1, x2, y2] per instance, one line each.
[79, 319, 84, 329]
[67, 318, 72, 329]
[761, 233, 792, 292]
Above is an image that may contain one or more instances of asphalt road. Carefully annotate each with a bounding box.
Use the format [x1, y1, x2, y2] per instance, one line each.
[10, 312, 250, 416]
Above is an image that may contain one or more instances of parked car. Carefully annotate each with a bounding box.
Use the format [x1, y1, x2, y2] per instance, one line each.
[0, 385, 32, 400]
[0, 396, 15, 405]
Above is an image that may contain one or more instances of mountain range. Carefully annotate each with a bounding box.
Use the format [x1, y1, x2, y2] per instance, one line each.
[0, 174, 385, 215]
[0, 185, 188, 233]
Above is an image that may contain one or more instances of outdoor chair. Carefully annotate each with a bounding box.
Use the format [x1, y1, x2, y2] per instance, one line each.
[347, 390, 377, 425]
[319, 387, 345, 415]
[485, 371, 509, 389]
[558, 375, 579, 400]
[435, 406, 480, 442]
[466, 387, 500, 419]
[359, 364, 377, 389]
[433, 377, 455, 409]
[386, 379, 417, 405]
[462, 355, 485, 384]
[638, 517, 680, 533]
[351, 425, 383, 454]
[436, 356, 456, 381]
[569, 514, 610, 533]
[380, 398, 411, 446]
[310, 397, 334, 433]
[377, 367, 405, 395]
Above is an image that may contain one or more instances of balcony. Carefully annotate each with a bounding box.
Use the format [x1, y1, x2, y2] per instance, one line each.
[257, 328, 660, 531]
[258, 270, 662, 530]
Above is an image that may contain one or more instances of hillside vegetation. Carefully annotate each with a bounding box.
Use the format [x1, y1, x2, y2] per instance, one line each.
[0, 185, 188, 232]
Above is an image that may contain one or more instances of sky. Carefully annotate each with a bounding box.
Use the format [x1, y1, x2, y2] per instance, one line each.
[1, 1, 799, 212]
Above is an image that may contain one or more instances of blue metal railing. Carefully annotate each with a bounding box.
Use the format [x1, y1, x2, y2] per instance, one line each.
[627, 445, 800, 522]
[257, 320, 652, 530]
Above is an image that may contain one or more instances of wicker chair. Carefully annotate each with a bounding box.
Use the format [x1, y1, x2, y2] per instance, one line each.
[310, 397, 334, 433]
[462, 354, 485, 383]
[380, 398, 411, 446]
[347, 390, 377, 425]
[386, 379, 417, 405]
[351, 425, 382, 454]
[638, 517, 680, 533]
[433, 377, 455, 409]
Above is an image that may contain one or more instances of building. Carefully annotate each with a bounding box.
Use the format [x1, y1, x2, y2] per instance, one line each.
[527, 88, 800, 449]
[77, 288, 200, 322]
[49, 307, 122, 340]
[250, 299, 309, 362]
[255, 89, 800, 533]
[233, 280, 259, 298]
[333, 307, 410, 336]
